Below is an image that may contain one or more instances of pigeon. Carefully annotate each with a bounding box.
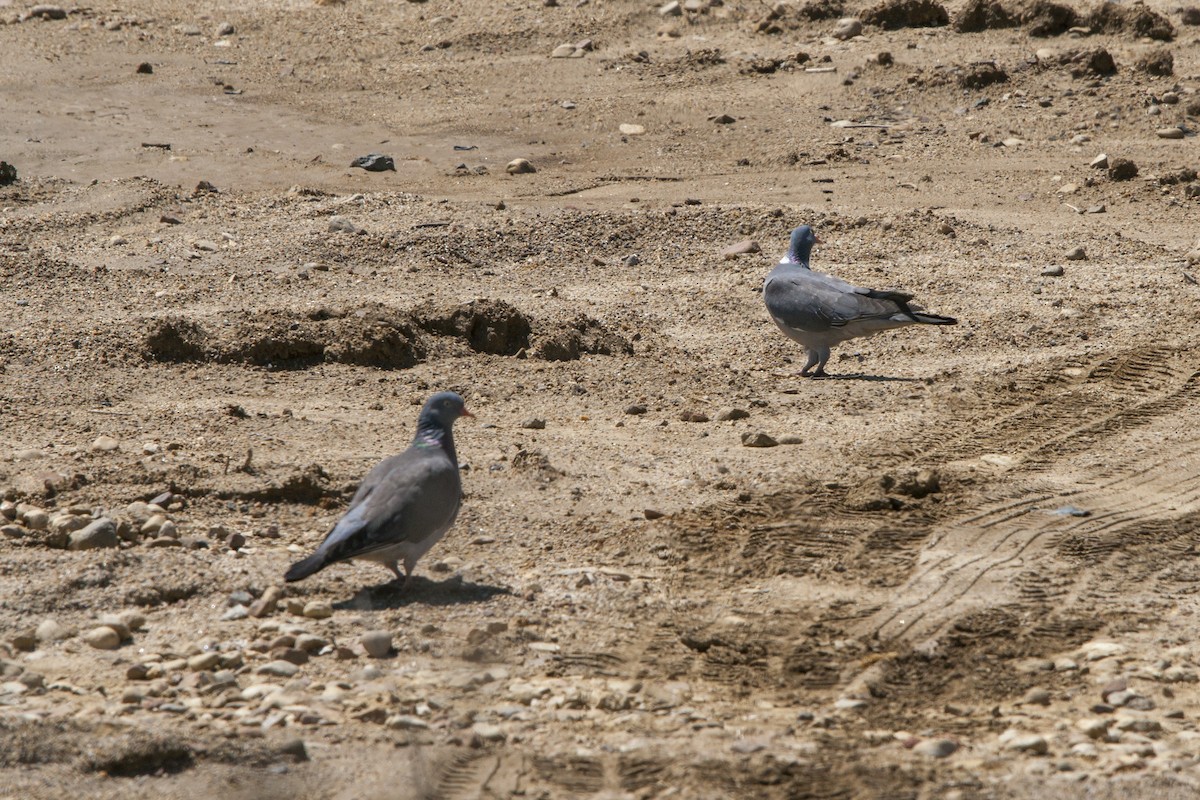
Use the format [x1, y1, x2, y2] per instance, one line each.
[763, 225, 957, 377]
[285, 391, 472, 588]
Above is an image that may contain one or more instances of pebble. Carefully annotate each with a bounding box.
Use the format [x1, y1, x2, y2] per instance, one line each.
[188, 652, 221, 671]
[1079, 641, 1125, 661]
[257, 660, 300, 677]
[1156, 127, 1185, 140]
[660, 0, 681, 15]
[1023, 688, 1052, 706]
[720, 240, 760, 258]
[716, 408, 750, 421]
[108, 235, 128, 247]
[302, 601, 333, 620]
[82, 626, 121, 650]
[914, 739, 958, 758]
[520, 418, 546, 430]
[249, 586, 282, 618]
[833, 17, 863, 39]
[360, 630, 393, 658]
[36, 618, 74, 643]
[1076, 718, 1110, 739]
[741, 432, 778, 448]
[1107, 158, 1138, 182]
[472, 722, 506, 741]
[644, 509, 665, 520]
[68, 518, 118, 550]
[349, 153, 396, 172]
[387, 714, 430, 730]
[506, 158, 536, 175]
[215, 21, 235, 36]
[678, 411, 709, 423]
[328, 216, 365, 234]
[96, 616, 131, 641]
[221, 604, 249, 621]
[618, 123, 646, 136]
[23, 509, 49, 530]
[1089, 153, 1109, 169]
[777, 435, 803, 445]
[90, 436, 119, 452]
[1039, 266, 1063, 277]
[550, 43, 580, 58]
[1064, 247, 1086, 261]
[624, 404, 648, 415]
[1006, 734, 1049, 755]
[192, 239, 220, 252]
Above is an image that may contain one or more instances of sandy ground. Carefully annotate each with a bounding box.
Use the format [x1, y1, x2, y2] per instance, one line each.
[2, 0, 1200, 796]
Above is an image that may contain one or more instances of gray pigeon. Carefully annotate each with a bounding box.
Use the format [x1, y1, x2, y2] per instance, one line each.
[285, 391, 472, 588]
[763, 225, 957, 377]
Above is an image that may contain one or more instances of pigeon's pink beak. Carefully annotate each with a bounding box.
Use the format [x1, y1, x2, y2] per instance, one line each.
[461, 407, 475, 418]
[813, 234, 822, 244]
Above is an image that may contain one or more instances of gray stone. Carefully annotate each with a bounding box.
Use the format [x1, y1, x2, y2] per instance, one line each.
[741, 432, 778, 448]
[82, 626, 122, 650]
[913, 738, 958, 758]
[68, 518, 119, 550]
[361, 630, 393, 659]
[302, 601, 333, 620]
[257, 660, 300, 677]
[833, 17, 863, 39]
[35, 618, 74, 643]
[91, 436, 120, 452]
[506, 158, 536, 175]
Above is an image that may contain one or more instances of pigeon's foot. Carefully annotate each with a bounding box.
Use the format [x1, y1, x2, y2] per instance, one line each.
[801, 368, 829, 378]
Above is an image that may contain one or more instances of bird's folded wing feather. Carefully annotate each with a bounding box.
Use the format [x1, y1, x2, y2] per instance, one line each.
[318, 451, 461, 564]
[766, 268, 912, 330]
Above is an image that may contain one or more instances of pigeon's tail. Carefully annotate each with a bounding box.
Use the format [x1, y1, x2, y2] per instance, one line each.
[912, 312, 957, 326]
[285, 551, 327, 582]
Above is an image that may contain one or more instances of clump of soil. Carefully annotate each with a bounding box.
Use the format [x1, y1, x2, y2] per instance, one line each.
[958, 61, 1009, 88]
[861, 0, 949, 28]
[953, 0, 1018, 32]
[798, 0, 846, 21]
[1060, 46, 1118, 78]
[532, 314, 634, 362]
[1135, 47, 1174, 76]
[1086, 1, 1173, 40]
[1022, 0, 1080, 35]
[417, 299, 532, 356]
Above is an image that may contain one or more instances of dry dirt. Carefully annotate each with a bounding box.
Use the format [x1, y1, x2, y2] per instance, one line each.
[2, 0, 1200, 797]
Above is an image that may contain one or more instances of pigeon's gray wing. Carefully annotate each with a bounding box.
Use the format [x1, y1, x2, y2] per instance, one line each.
[764, 266, 928, 334]
[312, 449, 461, 566]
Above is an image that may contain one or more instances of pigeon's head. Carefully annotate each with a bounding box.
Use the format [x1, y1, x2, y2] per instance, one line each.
[785, 225, 819, 267]
[420, 391, 474, 429]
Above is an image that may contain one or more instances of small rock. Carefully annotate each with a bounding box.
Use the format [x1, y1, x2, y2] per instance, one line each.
[1156, 127, 1185, 140]
[1006, 734, 1048, 755]
[387, 714, 430, 730]
[1089, 153, 1109, 169]
[777, 435, 803, 445]
[35, 618, 74, 643]
[1077, 718, 1109, 739]
[249, 586, 283, 618]
[1108, 158, 1138, 182]
[660, 0, 682, 16]
[215, 21, 235, 36]
[1041, 265, 1064, 277]
[67, 518, 119, 551]
[349, 153, 396, 172]
[741, 432, 778, 448]
[1023, 688, 1052, 706]
[188, 652, 221, 671]
[82, 626, 121, 650]
[618, 123, 646, 136]
[506, 158, 536, 175]
[472, 722, 506, 741]
[520, 418, 546, 430]
[328, 216, 365, 234]
[710, 114, 736, 125]
[550, 43, 578, 58]
[644, 509, 665, 520]
[913, 739, 958, 758]
[302, 601, 333, 620]
[716, 408, 750, 421]
[678, 411, 709, 423]
[832, 17, 863, 39]
[1064, 247, 1086, 261]
[624, 404, 648, 415]
[720, 240, 760, 258]
[361, 630, 393, 658]
[257, 660, 300, 677]
[91, 436, 120, 453]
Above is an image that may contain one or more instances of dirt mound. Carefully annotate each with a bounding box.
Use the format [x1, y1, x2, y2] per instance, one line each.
[953, 0, 1019, 31]
[1135, 47, 1174, 75]
[532, 314, 634, 362]
[958, 61, 1009, 88]
[1086, 1, 1173, 39]
[954, 0, 1079, 35]
[861, 0, 949, 29]
[1059, 46, 1118, 77]
[416, 299, 532, 356]
[798, 0, 846, 20]
[142, 317, 208, 362]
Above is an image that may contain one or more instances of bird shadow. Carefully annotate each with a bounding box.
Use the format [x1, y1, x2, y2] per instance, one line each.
[333, 574, 513, 611]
